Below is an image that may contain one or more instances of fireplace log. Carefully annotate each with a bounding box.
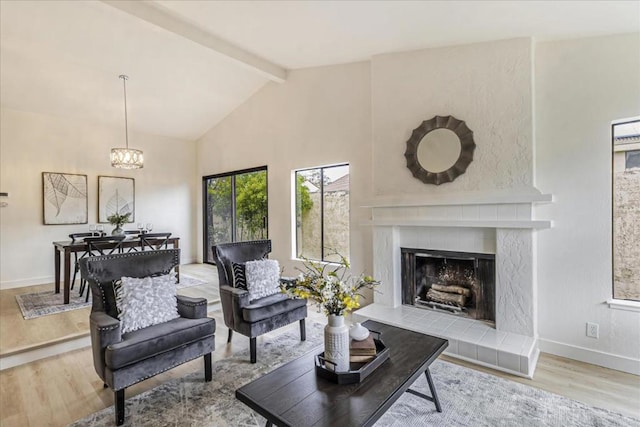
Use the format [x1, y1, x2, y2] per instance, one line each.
[431, 284, 471, 297]
[427, 289, 467, 307]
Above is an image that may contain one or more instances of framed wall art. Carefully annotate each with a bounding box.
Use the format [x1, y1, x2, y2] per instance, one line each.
[42, 172, 88, 225]
[98, 176, 135, 223]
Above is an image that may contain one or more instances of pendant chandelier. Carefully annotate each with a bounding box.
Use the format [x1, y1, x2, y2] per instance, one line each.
[111, 75, 144, 169]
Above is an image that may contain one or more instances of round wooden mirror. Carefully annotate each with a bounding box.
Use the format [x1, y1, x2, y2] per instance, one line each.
[405, 115, 475, 185]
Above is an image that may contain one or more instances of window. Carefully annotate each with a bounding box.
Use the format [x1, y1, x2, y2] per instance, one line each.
[294, 164, 349, 263]
[612, 119, 640, 301]
[203, 167, 268, 264]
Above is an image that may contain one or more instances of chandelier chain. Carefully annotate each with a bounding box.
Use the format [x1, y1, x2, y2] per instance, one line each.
[120, 74, 129, 149]
[111, 74, 143, 169]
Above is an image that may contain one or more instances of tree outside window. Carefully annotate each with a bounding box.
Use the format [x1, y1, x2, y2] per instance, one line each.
[203, 168, 268, 263]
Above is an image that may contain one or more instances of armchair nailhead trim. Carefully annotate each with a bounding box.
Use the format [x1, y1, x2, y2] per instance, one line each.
[178, 300, 207, 307]
[95, 324, 120, 332]
[216, 239, 270, 251]
[99, 286, 107, 309]
[86, 249, 180, 313]
[116, 352, 209, 390]
[86, 250, 180, 283]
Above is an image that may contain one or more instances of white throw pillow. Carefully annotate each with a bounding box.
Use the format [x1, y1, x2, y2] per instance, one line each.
[245, 259, 280, 301]
[115, 273, 180, 334]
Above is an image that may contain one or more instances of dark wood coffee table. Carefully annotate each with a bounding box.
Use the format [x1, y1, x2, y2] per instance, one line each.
[236, 320, 448, 427]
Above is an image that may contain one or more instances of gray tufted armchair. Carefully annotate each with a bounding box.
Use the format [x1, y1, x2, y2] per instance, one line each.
[212, 240, 307, 363]
[79, 249, 215, 425]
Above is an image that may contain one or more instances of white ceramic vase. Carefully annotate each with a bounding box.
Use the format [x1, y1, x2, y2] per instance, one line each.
[324, 314, 350, 372]
[349, 322, 370, 341]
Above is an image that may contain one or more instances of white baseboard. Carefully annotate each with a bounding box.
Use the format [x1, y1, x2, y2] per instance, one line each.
[444, 351, 535, 379]
[538, 338, 640, 376]
[1, 261, 198, 290]
[0, 276, 53, 290]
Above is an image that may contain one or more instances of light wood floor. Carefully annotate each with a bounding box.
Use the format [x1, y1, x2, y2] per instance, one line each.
[1, 264, 639, 426]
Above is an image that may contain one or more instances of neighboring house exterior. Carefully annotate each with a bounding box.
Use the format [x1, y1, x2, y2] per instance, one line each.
[613, 129, 640, 300]
[300, 174, 350, 261]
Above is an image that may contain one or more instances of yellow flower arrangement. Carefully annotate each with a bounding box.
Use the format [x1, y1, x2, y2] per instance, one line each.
[281, 253, 379, 316]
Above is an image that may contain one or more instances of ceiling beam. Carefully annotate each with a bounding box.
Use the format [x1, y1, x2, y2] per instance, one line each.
[101, 0, 287, 83]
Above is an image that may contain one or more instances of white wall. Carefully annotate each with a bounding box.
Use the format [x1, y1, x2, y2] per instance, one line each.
[197, 34, 640, 373]
[196, 62, 373, 277]
[535, 33, 640, 371]
[0, 108, 198, 288]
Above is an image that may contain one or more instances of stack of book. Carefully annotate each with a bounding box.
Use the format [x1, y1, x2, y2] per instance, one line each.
[349, 334, 377, 363]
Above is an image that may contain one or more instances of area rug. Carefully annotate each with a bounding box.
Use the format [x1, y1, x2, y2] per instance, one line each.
[68, 321, 638, 427]
[16, 274, 209, 320]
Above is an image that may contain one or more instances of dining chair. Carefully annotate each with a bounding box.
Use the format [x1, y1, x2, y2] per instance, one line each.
[140, 232, 172, 251]
[68, 232, 95, 291]
[78, 235, 127, 302]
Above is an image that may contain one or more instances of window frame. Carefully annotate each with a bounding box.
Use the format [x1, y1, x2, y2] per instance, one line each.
[202, 165, 268, 265]
[610, 117, 640, 305]
[292, 163, 350, 263]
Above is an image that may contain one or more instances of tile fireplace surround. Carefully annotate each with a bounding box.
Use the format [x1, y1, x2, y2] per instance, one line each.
[353, 191, 552, 378]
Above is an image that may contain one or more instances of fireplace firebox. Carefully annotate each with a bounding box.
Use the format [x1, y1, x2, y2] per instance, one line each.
[401, 248, 495, 324]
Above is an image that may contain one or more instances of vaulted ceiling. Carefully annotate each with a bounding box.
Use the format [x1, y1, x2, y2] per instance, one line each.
[1, 1, 638, 141]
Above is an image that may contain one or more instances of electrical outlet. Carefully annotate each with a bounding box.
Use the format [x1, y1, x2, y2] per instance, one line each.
[586, 322, 599, 338]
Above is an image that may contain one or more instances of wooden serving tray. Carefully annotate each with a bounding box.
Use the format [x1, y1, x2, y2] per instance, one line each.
[315, 333, 390, 385]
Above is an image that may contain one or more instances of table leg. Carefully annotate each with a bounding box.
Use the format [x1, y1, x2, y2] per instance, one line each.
[405, 367, 442, 412]
[424, 367, 442, 412]
[64, 250, 71, 304]
[54, 247, 61, 294]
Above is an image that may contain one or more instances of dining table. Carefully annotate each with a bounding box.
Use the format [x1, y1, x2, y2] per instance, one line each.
[53, 235, 180, 304]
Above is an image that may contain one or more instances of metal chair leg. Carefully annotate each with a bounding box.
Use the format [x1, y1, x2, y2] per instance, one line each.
[227, 329, 233, 343]
[300, 318, 306, 341]
[115, 389, 125, 426]
[250, 337, 257, 363]
[204, 353, 212, 381]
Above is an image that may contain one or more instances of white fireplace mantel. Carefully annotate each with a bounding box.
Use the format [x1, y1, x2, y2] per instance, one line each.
[354, 189, 553, 378]
[362, 219, 551, 229]
[361, 189, 553, 231]
[362, 190, 553, 208]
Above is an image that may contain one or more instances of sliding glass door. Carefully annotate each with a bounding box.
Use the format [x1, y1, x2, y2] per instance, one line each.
[203, 166, 268, 263]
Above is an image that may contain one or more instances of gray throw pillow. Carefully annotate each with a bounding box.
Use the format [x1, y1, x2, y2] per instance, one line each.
[115, 273, 180, 334]
[245, 259, 280, 300]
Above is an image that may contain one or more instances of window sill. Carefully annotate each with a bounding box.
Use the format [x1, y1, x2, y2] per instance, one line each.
[607, 299, 640, 312]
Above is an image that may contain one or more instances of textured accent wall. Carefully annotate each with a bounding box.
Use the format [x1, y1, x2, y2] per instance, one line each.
[370, 37, 537, 337]
[371, 38, 534, 197]
[495, 229, 534, 336]
[372, 226, 400, 307]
